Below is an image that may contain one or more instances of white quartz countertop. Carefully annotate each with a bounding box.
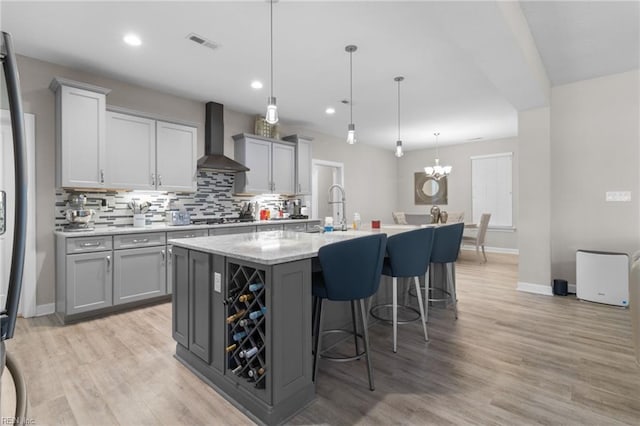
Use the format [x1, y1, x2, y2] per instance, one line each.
[169, 225, 421, 265]
[54, 219, 320, 238]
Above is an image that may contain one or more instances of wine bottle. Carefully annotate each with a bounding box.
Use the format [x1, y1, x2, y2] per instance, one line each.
[238, 318, 252, 328]
[239, 347, 258, 358]
[232, 331, 247, 342]
[238, 293, 254, 303]
[225, 343, 237, 353]
[232, 365, 243, 375]
[248, 283, 264, 292]
[249, 306, 267, 320]
[226, 309, 246, 324]
[248, 367, 265, 378]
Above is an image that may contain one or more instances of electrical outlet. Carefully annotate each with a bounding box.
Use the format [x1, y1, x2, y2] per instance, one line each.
[214, 272, 221, 293]
[605, 191, 631, 202]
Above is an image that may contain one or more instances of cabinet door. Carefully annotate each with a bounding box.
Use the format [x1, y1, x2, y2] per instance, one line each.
[189, 250, 211, 363]
[58, 85, 107, 188]
[156, 121, 197, 192]
[172, 247, 189, 347]
[272, 143, 295, 194]
[296, 138, 312, 194]
[66, 251, 112, 315]
[209, 226, 256, 236]
[166, 245, 174, 295]
[243, 138, 272, 193]
[113, 246, 166, 305]
[106, 112, 156, 190]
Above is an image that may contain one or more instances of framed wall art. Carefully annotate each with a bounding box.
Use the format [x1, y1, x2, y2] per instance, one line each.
[414, 172, 448, 205]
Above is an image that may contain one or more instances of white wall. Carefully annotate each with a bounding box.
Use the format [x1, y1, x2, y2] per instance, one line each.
[396, 138, 519, 249]
[550, 70, 640, 284]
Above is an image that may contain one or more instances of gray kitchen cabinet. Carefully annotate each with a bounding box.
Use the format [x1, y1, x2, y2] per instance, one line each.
[167, 229, 208, 295]
[114, 232, 166, 249]
[283, 134, 313, 195]
[50, 77, 111, 189]
[105, 111, 156, 190]
[188, 250, 212, 363]
[105, 110, 197, 192]
[172, 246, 189, 347]
[256, 223, 283, 232]
[283, 222, 306, 232]
[113, 246, 167, 305]
[65, 251, 113, 315]
[156, 121, 197, 192]
[233, 133, 295, 194]
[210, 226, 256, 236]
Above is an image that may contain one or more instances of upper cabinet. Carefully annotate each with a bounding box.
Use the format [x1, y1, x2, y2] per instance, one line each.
[106, 111, 197, 192]
[233, 134, 295, 195]
[50, 77, 111, 189]
[156, 121, 197, 192]
[283, 134, 313, 195]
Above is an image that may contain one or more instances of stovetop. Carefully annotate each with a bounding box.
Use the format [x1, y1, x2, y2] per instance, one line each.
[190, 217, 255, 225]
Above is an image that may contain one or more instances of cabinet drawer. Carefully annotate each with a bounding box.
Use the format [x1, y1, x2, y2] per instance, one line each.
[114, 232, 166, 249]
[283, 222, 307, 232]
[256, 224, 283, 232]
[210, 226, 256, 236]
[66, 236, 113, 254]
[306, 221, 321, 231]
[167, 229, 209, 240]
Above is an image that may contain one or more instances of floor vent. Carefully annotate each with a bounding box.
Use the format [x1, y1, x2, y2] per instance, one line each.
[186, 33, 219, 51]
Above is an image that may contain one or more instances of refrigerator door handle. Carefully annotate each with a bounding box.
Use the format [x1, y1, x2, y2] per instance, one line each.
[0, 191, 5, 235]
[1, 31, 28, 341]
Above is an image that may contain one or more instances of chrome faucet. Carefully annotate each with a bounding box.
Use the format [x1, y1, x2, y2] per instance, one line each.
[328, 184, 347, 231]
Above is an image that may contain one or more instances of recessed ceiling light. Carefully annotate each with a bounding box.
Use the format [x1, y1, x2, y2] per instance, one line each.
[123, 33, 142, 47]
[325, 107, 336, 115]
[251, 81, 263, 90]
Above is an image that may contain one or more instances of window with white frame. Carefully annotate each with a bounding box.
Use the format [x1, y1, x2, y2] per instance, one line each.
[471, 152, 513, 228]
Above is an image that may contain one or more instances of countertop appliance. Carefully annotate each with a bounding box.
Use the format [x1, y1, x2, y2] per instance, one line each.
[1, 30, 29, 419]
[64, 193, 96, 231]
[576, 249, 629, 307]
[166, 210, 192, 226]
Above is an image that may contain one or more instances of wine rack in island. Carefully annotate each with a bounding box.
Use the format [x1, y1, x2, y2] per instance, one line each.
[226, 263, 267, 390]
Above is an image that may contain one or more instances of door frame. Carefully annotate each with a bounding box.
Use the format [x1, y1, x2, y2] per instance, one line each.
[311, 159, 344, 221]
[0, 110, 36, 318]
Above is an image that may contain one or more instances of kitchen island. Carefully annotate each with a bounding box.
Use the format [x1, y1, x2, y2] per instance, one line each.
[169, 230, 378, 425]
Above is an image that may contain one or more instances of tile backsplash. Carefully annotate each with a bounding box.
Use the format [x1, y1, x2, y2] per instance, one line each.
[55, 170, 305, 229]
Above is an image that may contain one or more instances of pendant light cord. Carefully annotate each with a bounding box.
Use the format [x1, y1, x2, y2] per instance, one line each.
[349, 50, 353, 123]
[434, 132, 440, 158]
[397, 79, 401, 140]
[270, 0, 274, 100]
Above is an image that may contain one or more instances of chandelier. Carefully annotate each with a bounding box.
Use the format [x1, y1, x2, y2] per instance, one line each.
[424, 132, 451, 180]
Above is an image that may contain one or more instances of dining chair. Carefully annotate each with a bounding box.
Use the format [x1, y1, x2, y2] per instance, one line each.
[312, 234, 387, 391]
[446, 211, 465, 223]
[370, 227, 434, 352]
[462, 213, 491, 263]
[426, 223, 465, 321]
[391, 211, 408, 225]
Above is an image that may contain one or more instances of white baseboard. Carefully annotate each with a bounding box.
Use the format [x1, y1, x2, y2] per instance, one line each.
[461, 245, 519, 255]
[568, 283, 576, 294]
[36, 303, 55, 316]
[517, 281, 553, 296]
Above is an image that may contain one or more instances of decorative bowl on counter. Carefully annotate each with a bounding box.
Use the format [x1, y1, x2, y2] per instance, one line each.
[65, 208, 96, 224]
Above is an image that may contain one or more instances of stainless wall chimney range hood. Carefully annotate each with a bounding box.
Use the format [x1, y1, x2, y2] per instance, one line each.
[197, 102, 249, 173]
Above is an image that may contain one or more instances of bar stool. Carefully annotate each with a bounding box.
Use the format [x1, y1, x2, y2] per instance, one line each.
[370, 227, 434, 352]
[312, 234, 387, 391]
[426, 223, 465, 321]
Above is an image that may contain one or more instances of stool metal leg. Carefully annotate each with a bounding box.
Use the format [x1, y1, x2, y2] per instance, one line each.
[446, 264, 458, 320]
[350, 300, 360, 356]
[413, 276, 428, 342]
[359, 299, 375, 391]
[424, 267, 430, 322]
[392, 276, 398, 353]
[312, 298, 324, 382]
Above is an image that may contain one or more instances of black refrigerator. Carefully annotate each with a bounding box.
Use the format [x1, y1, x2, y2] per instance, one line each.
[0, 30, 28, 416]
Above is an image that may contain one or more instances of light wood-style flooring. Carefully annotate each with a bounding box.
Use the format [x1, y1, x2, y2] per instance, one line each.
[2, 251, 639, 425]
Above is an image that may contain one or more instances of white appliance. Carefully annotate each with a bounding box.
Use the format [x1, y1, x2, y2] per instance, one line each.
[576, 250, 629, 307]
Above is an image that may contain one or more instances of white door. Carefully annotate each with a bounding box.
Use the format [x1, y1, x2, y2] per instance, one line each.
[0, 111, 36, 317]
[272, 143, 295, 194]
[156, 121, 197, 192]
[106, 112, 156, 190]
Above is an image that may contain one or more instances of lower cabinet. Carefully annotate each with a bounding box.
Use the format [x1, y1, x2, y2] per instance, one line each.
[65, 251, 113, 315]
[113, 246, 167, 305]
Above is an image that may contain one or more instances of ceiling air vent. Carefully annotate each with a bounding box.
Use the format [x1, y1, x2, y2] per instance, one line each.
[186, 33, 219, 51]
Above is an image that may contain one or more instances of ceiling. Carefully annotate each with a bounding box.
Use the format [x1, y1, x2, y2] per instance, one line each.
[1, 1, 638, 152]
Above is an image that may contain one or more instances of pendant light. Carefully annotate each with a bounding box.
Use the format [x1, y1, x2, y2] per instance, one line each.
[345, 45, 357, 144]
[265, 0, 278, 124]
[424, 132, 452, 180]
[394, 76, 404, 157]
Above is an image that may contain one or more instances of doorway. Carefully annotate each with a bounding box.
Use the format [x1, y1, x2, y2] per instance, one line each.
[0, 110, 36, 318]
[312, 160, 344, 224]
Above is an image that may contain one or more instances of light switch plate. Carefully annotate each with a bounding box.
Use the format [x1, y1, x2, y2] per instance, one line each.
[605, 191, 632, 202]
[214, 272, 221, 293]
